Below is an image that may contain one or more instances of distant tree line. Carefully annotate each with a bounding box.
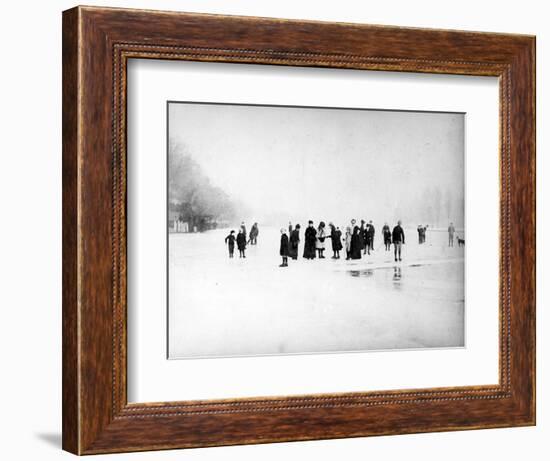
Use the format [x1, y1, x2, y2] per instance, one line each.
[169, 142, 237, 232]
[392, 185, 463, 228]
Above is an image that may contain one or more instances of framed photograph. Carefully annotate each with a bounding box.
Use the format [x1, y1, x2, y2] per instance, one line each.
[62, 6, 535, 455]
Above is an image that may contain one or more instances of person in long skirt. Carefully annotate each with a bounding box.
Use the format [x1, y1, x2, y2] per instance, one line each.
[316, 221, 327, 259]
[382, 222, 391, 251]
[329, 223, 343, 259]
[236, 228, 247, 258]
[363, 222, 370, 255]
[351, 226, 363, 259]
[303, 221, 317, 259]
[289, 224, 300, 260]
[279, 228, 289, 267]
[344, 227, 353, 260]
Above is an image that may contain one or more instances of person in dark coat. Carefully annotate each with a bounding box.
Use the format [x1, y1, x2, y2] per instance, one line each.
[350, 226, 363, 260]
[392, 220, 405, 262]
[224, 230, 236, 258]
[279, 228, 289, 267]
[303, 220, 317, 259]
[360, 219, 367, 253]
[382, 223, 391, 251]
[236, 228, 247, 258]
[288, 222, 293, 234]
[240, 222, 247, 242]
[289, 224, 300, 260]
[329, 223, 343, 259]
[367, 220, 375, 251]
[363, 222, 370, 255]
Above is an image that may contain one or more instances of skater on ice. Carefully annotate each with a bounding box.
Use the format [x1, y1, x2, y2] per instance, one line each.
[279, 228, 289, 267]
[316, 221, 327, 259]
[382, 223, 392, 251]
[236, 228, 247, 258]
[392, 220, 405, 262]
[329, 223, 343, 259]
[248, 222, 259, 245]
[448, 222, 455, 247]
[289, 224, 300, 260]
[303, 221, 317, 260]
[224, 230, 236, 258]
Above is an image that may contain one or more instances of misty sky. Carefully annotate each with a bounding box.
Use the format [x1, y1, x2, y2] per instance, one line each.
[168, 102, 464, 227]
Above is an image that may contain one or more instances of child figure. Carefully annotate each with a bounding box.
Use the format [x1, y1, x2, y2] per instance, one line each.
[279, 228, 289, 267]
[236, 228, 247, 258]
[224, 230, 236, 258]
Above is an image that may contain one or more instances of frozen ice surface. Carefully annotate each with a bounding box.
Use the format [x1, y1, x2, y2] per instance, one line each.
[168, 226, 465, 358]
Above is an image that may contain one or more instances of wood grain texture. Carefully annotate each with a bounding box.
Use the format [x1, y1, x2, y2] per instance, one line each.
[62, 5, 536, 455]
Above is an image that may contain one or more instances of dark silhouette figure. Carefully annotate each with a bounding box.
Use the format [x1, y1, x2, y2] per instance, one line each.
[392, 220, 405, 262]
[329, 223, 343, 259]
[224, 230, 236, 258]
[289, 224, 300, 260]
[382, 223, 391, 251]
[279, 229, 289, 267]
[236, 229, 247, 258]
[350, 226, 363, 260]
[303, 221, 317, 259]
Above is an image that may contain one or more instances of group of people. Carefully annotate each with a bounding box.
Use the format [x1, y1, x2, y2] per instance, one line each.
[225, 219, 459, 267]
[224, 222, 259, 258]
[278, 219, 406, 267]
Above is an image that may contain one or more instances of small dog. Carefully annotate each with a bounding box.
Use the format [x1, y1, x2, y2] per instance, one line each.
[457, 236, 465, 247]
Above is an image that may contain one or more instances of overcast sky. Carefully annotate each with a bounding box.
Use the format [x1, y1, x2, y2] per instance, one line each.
[168, 102, 464, 227]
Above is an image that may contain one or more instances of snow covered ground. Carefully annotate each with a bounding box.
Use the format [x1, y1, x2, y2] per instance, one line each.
[168, 226, 465, 359]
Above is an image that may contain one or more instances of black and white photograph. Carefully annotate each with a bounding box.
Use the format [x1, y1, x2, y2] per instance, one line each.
[167, 102, 466, 359]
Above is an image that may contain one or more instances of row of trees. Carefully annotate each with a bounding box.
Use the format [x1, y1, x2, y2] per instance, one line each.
[169, 142, 237, 231]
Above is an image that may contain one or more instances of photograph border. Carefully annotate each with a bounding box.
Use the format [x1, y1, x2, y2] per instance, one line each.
[62, 6, 535, 454]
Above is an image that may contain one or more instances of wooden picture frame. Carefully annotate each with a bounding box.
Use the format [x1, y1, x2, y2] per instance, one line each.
[62, 5, 535, 455]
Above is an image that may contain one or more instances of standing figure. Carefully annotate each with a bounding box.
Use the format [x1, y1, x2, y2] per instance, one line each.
[288, 222, 293, 234]
[382, 223, 392, 251]
[350, 226, 363, 259]
[316, 221, 327, 259]
[329, 223, 343, 259]
[367, 220, 375, 251]
[363, 222, 370, 255]
[279, 228, 289, 267]
[240, 222, 247, 242]
[248, 222, 259, 245]
[289, 224, 301, 260]
[236, 228, 247, 258]
[303, 221, 317, 259]
[392, 220, 405, 262]
[344, 227, 353, 260]
[360, 220, 367, 253]
[417, 225, 423, 244]
[224, 230, 236, 258]
[448, 222, 455, 247]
